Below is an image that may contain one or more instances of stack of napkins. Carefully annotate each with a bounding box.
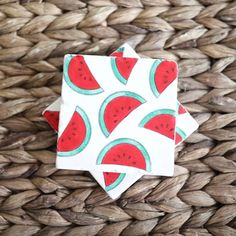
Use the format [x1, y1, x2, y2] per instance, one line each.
[43, 44, 198, 199]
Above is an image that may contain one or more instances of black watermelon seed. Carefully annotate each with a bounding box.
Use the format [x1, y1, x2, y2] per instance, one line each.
[113, 120, 117, 123]
[170, 128, 174, 131]
[155, 126, 159, 130]
[73, 127, 77, 130]
[68, 137, 71, 140]
[121, 106, 124, 110]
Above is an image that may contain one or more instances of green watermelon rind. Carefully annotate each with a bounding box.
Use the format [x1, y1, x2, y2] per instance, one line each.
[99, 91, 146, 137]
[105, 173, 126, 191]
[57, 106, 91, 157]
[116, 47, 124, 53]
[111, 57, 129, 85]
[97, 138, 151, 172]
[64, 55, 103, 95]
[176, 127, 187, 142]
[149, 59, 163, 97]
[139, 109, 176, 128]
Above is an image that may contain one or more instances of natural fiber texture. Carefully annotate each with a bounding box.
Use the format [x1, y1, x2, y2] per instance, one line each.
[0, 0, 236, 235]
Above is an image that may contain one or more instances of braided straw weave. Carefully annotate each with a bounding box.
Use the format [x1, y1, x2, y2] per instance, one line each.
[0, 0, 236, 235]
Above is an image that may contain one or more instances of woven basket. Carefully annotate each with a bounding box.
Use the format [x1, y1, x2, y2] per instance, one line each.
[0, 0, 236, 235]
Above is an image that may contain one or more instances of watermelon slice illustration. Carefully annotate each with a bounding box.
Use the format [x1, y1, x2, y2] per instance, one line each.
[177, 102, 187, 115]
[57, 106, 91, 157]
[43, 110, 59, 132]
[64, 55, 103, 95]
[110, 47, 124, 57]
[97, 138, 151, 172]
[150, 60, 177, 97]
[175, 127, 187, 145]
[139, 109, 176, 140]
[111, 57, 138, 84]
[99, 91, 146, 137]
[103, 172, 126, 191]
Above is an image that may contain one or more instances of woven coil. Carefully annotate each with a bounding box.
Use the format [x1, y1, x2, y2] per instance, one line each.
[0, 0, 236, 235]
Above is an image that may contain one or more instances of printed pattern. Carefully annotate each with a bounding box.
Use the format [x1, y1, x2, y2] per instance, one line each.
[60, 54, 177, 167]
[99, 91, 146, 137]
[111, 57, 138, 84]
[47, 50, 178, 189]
[43, 111, 59, 132]
[97, 138, 151, 172]
[150, 60, 178, 97]
[177, 102, 187, 115]
[64, 55, 103, 95]
[43, 44, 198, 197]
[57, 106, 91, 157]
[139, 109, 176, 140]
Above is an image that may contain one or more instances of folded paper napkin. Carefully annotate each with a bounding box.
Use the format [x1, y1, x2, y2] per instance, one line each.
[43, 44, 198, 199]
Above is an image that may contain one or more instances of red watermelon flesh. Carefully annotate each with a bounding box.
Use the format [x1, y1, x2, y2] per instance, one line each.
[178, 104, 186, 115]
[144, 114, 175, 140]
[43, 111, 59, 132]
[101, 143, 147, 170]
[111, 47, 124, 57]
[68, 55, 101, 91]
[154, 61, 177, 94]
[57, 109, 87, 152]
[103, 95, 144, 135]
[114, 57, 138, 82]
[103, 172, 120, 186]
[111, 51, 123, 57]
[175, 127, 186, 145]
[110, 51, 123, 57]
[175, 133, 183, 145]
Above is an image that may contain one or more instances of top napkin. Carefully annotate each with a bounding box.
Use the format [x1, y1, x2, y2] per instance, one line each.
[56, 54, 178, 176]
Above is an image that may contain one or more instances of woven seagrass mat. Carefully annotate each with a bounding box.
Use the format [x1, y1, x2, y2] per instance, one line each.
[0, 0, 236, 235]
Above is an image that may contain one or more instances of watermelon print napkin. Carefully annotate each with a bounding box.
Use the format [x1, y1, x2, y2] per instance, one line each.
[57, 54, 178, 175]
[43, 44, 199, 199]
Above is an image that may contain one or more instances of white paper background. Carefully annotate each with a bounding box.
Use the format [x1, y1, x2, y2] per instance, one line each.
[57, 55, 177, 175]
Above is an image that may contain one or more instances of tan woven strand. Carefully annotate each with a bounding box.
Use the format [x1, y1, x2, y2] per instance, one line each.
[0, 0, 236, 235]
